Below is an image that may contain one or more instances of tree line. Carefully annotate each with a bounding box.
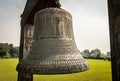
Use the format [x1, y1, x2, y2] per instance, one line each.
[0, 43, 19, 58]
[80, 48, 111, 61]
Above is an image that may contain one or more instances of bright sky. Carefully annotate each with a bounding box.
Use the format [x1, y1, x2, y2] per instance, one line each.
[0, 0, 110, 53]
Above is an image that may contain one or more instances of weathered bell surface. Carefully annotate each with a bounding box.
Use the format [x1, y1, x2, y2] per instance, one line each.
[16, 8, 89, 74]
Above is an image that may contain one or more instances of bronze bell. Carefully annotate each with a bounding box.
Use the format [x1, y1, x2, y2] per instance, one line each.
[16, 8, 89, 74]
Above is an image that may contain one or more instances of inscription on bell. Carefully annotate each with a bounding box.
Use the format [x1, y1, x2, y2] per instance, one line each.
[34, 10, 73, 39]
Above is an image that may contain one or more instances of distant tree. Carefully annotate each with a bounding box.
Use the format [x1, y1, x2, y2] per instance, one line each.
[107, 52, 111, 56]
[96, 51, 101, 59]
[83, 49, 90, 58]
[9, 44, 19, 57]
[90, 48, 102, 59]
[0, 43, 10, 57]
[0, 43, 19, 58]
[12, 47, 19, 57]
[9, 44, 14, 57]
[81, 48, 110, 60]
[80, 49, 92, 58]
[83, 49, 90, 54]
[103, 52, 111, 61]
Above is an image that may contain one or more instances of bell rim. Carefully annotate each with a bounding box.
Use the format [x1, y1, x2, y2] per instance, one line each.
[16, 59, 89, 74]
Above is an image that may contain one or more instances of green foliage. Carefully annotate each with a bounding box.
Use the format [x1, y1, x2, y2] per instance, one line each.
[81, 49, 91, 58]
[0, 43, 10, 57]
[0, 43, 19, 57]
[81, 48, 110, 60]
[90, 48, 101, 59]
[0, 43, 9, 52]
[0, 59, 112, 81]
[13, 47, 19, 56]
[9, 46, 19, 57]
[103, 56, 111, 61]
[9, 44, 19, 57]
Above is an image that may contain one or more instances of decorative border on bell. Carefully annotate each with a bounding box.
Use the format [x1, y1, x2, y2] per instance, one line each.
[35, 8, 72, 18]
[16, 59, 89, 74]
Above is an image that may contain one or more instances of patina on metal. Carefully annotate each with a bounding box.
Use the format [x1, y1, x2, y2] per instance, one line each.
[17, 8, 89, 74]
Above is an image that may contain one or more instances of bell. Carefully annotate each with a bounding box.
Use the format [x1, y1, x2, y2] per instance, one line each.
[16, 8, 89, 74]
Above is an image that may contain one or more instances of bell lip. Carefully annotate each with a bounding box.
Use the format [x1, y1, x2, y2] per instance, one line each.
[16, 69, 89, 75]
[16, 60, 89, 74]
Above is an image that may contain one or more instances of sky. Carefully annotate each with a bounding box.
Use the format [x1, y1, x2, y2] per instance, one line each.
[0, 0, 110, 53]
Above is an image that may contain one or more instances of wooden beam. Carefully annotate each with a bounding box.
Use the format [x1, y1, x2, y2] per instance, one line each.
[108, 0, 120, 81]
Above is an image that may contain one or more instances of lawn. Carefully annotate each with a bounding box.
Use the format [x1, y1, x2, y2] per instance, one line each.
[0, 59, 112, 81]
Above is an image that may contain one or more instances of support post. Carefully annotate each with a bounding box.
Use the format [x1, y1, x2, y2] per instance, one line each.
[17, 23, 33, 81]
[108, 0, 120, 81]
[18, 72, 33, 81]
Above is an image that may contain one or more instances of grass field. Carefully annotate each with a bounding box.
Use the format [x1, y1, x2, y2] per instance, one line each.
[0, 59, 112, 81]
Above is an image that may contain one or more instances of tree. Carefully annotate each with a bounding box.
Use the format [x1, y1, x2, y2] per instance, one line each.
[80, 49, 91, 58]
[9, 44, 19, 57]
[90, 48, 101, 59]
[0, 43, 19, 58]
[12, 47, 19, 57]
[0, 43, 10, 57]
[96, 51, 101, 59]
[107, 52, 111, 56]
[83, 49, 90, 54]
[9, 44, 14, 57]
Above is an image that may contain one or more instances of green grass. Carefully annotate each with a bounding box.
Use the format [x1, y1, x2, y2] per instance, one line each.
[0, 58, 18, 81]
[0, 59, 112, 81]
